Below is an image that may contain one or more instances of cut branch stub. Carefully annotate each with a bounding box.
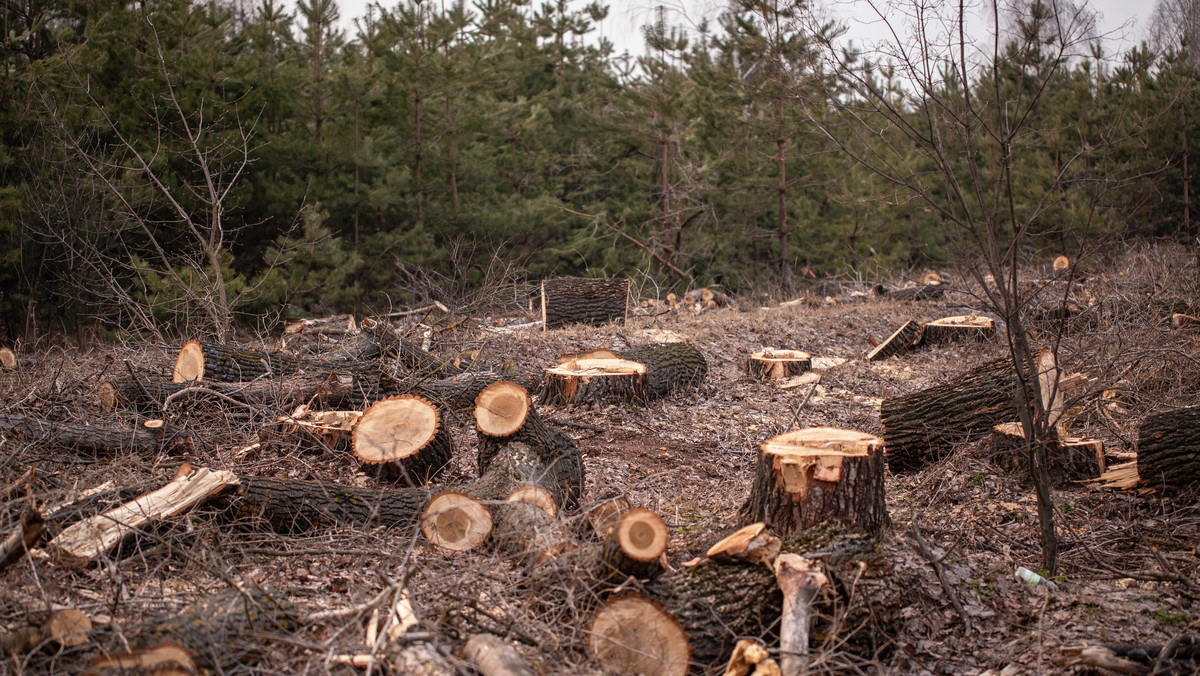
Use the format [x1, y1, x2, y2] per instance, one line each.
[421, 490, 493, 553]
[740, 427, 888, 538]
[474, 381, 532, 437]
[746, 350, 812, 381]
[920, 315, 995, 345]
[586, 594, 690, 676]
[542, 358, 647, 406]
[353, 395, 453, 485]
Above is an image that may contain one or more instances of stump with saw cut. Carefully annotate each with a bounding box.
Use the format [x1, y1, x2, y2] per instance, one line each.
[542, 356, 648, 406]
[740, 428, 888, 537]
[540, 276, 630, 329]
[919, 315, 995, 345]
[746, 350, 812, 381]
[990, 422, 1104, 484]
[353, 395, 454, 486]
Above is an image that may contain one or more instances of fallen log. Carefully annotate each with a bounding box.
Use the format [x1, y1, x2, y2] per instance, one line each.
[0, 609, 91, 655]
[0, 415, 181, 455]
[541, 276, 629, 329]
[173, 340, 303, 382]
[866, 321, 921, 361]
[283, 314, 357, 337]
[876, 283, 944, 301]
[99, 374, 359, 412]
[1137, 406, 1200, 491]
[0, 346, 15, 370]
[47, 465, 237, 564]
[617, 343, 708, 400]
[740, 428, 888, 537]
[775, 554, 826, 676]
[216, 476, 432, 533]
[880, 358, 1023, 472]
[150, 588, 297, 670]
[353, 395, 454, 486]
[746, 350, 811, 381]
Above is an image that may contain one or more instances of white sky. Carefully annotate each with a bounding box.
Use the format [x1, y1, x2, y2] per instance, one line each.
[326, 0, 1155, 64]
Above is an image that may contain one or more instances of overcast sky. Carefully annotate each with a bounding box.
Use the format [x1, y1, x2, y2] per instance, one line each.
[326, 0, 1156, 64]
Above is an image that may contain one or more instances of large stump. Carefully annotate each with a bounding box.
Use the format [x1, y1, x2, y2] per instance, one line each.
[540, 276, 630, 329]
[880, 358, 1023, 471]
[173, 340, 303, 382]
[866, 321, 921, 361]
[740, 428, 888, 537]
[542, 357, 648, 406]
[919, 315, 995, 345]
[353, 395, 454, 485]
[990, 422, 1103, 484]
[1137, 406, 1200, 490]
[746, 350, 811, 381]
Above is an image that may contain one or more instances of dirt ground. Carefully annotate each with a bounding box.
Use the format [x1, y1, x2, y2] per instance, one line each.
[2, 245, 1200, 675]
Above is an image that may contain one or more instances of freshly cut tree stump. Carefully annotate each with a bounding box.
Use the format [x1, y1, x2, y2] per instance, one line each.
[0, 347, 15, 370]
[740, 428, 888, 537]
[0, 609, 91, 655]
[880, 358, 1023, 471]
[586, 595, 690, 676]
[990, 423, 1103, 483]
[151, 588, 297, 670]
[746, 350, 812, 381]
[1137, 406, 1200, 490]
[540, 276, 629, 329]
[217, 476, 433, 533]
[919, 315, 995, 344]
[866, 321, 921, 361]
[353, 395, 453, 485]
[173, 340, 302, 382]
[475, 384, 584, 511]
[0, 415, 181, 455]
[542, 357, 648, 406]
[100, 374, 358, 413]
[616, 342, 708, 400]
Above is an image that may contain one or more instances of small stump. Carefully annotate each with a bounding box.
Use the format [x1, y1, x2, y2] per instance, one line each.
[741, 427, 888, 537]
[542, 357, 647, 406]
[991, 422, 1103, 483]
[921, 315, 995, 344]
[353, 395, 453, 485]
[746, 349, 812, 381]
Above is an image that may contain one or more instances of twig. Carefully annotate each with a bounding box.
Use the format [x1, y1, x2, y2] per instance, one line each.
[124, 359, 159, 410]
[163, 385, 261, 411]
[911, 518, 972, 633]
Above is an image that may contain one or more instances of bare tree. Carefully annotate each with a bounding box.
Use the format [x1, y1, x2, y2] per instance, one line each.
[802, 0, 1129, 572]
[1151, 0, 1200, 67]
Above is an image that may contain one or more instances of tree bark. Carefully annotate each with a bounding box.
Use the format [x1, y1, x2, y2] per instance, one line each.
[540, 277, 630, 329]
[99, 374, 359, 412]
[150, 588, 297, 670]
[0, 414, 181, 455]
[746, 351, 812, 381]
[214, 476, 433, 534]
[477, 403, 583, 512]
[1137, 406, 1200, 491]
[866, 321, 921, 361]
[173, 340, 303, 382]
[616, 342, 708, 400]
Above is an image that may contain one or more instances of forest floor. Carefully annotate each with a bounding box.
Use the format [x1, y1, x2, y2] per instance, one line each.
[2, 245, 1200, 675]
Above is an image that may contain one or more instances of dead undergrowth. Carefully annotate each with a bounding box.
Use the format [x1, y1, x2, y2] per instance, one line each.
[2, 245, 1199, 674]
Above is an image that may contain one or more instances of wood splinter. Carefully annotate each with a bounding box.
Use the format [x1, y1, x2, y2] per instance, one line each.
[0, 609, 91, 655]
[774, 554, 827, 676]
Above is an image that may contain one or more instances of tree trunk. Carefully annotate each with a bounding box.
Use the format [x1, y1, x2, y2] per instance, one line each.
[540, 277, 630, 329]
[99, 374, 359, 412]
[616, 342, 708, 400]
[173, 340, 303, 382]
[476, 391, 583, 512]
[0, 415, 181, 455]
[150, 588, 297, 670]
[740, 428, 889, 537]
[542, 358, 648, 406]
[215, 476, 433, 534]
[990, 422, 1103, 484]
[1137, 406, 1200, 491]
[880, 358, 1023, 471]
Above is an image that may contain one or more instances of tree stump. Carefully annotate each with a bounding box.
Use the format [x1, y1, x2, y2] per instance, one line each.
[173, 340, 302, 382]
[542, 357, 648, 406]
[740, 428, 888, 537]
[866, 321, 921, 361]
[586, 595, 690, 676]
[990, 422, 1103, 483]
[880, 358, 1024, 471]
[746, 350, 812, 381]
[540, 276, 629, 329]
[1137, 406, 1200, 490]
[353, 395, 453, 485]
[919, 315, 995, 344]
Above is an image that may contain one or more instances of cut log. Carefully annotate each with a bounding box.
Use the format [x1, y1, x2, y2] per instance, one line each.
[919, 315, 995, 344]
[616, 342, 708, 400]
[877, 283, 944, 301]
[173, 340, 302, 382]
[0, 346, 15, 370]
[464, 634, 534, 676]
[774, 554, 826, 676]
[990, 422, 1103, 483]
[0, 609, 91, 655]
[1137, 406, 1200, 491]
[100, 374, 359, 413]
[880, 358, 1023, 472]
[421, 490, 493, 554]
[589, 496, 632, 538]
[85, 644, 197, 676]
[0, 508, 44, 573]
[1053, 255, 1070, 271]
[541, 276, 630, 329]
[586, 595, 690, 676]
[599, 507, 668, 582]
[0, 414, 181, 455]
[408, 369, 543, 411]
[746, 350, 812, 381]
[740, 428, 888, 537]
[151, 588, 297, 669]
[866, 321, 921, 361]
[353, 395, 453, 485]
[216, 476, 432, 533]
[542, 357, 648, 406]
[48, 466, 238, 563]
[284, 314, 357, 336]
[474, 380, 532, 437]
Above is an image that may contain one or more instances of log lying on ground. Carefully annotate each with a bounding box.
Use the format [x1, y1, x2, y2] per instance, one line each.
[150, 588, 297, 670]
[740, 428, 888, 537]
[875, 283, 944, 301]
[990, 423, 1104, 483]
[215, 476, 432, 533]
[0, 509, 44, 573]
[100, 373, 359, 412]
[0, 415, 181, 455]
[746, 350, 811, 381]
[476, 382, 584, 511]
[353, 395, 454, 485]
[616, 342, 708, 400]
[866, 321, 921, 361]
[47, 465, 237, 564]
[587, 595, 690, 676]
[173, 340, 303, 382]
[284, 314, 357, 337]
[541, 276, 629, 329]
[0, 609, 91, 655]
[1137, 406, 1200, 490]
[404, 369, 544, 410]
[880, 358, 1022, 472]
[919, 315, 995, 345]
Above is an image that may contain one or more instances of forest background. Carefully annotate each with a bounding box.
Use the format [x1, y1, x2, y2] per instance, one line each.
[1, 0, 1197, 340]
